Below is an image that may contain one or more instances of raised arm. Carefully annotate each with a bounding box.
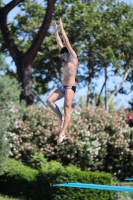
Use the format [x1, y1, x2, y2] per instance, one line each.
[53, 21, 63, 50]
[59, 19, 77, 57]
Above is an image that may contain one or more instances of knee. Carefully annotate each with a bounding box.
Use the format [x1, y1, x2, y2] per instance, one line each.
[46, 98, 52, 106]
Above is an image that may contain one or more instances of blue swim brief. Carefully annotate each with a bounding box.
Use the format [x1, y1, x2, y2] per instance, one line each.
[61, 85, 76, 93]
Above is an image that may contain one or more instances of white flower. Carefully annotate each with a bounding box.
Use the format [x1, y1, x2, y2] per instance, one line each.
[9, 150, 13, 156]
[13, 135, 18, 140]
[4, 137, 8, 141]
[80, 141, 86, 144]
[85, 130, 90, 137]
[7, 132, 16, 137]
[75, 110, 80, 115]
[85, 138, 89, 141]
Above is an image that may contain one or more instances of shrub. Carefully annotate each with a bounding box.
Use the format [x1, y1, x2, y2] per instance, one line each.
[8, 106, 133, 179]
[0, 158, 37, 199]
[8, 106, 59, 164]
[124, 110, 133, 127]
[0, 158, 114, 200]
[0, 74, 24, 174]
[36, 168, 114, 200]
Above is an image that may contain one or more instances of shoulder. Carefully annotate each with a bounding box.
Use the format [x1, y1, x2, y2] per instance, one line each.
[70, 54, 78, 66]
[71, 51, 78, 61]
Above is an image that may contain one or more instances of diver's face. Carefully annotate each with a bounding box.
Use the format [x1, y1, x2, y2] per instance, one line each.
[62, 52, 69, 61]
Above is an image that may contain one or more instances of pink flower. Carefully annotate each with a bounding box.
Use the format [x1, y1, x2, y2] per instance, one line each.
[120, 134, 124, 138]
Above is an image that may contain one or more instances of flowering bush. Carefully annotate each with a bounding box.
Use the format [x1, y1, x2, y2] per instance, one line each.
[118, 109, 133, 127]
[125, 110, 133, 127]
[8, 106, 133, 179]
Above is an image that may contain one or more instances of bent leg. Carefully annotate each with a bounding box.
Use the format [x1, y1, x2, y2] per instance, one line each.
[46, 88, 64, 121]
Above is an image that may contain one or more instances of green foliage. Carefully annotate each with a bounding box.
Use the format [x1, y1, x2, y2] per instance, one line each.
[10, 0, 46, 50]
[0, 158, 37, 199]
[30, 152, 48, 169]
[0, 54, 25, 174]
[4, 0, 56, 96]
[75, 93, 124, 111]
[52, 0, 133, 105]
[3, 0, 133, 106]
[0, 158, 114, 200]
[0, 196, 21, 200]
[0, 54, 8, 72]
[8, 105, 133, 179]
[38, 168, 114, 200]
[2, 158, 37, 182]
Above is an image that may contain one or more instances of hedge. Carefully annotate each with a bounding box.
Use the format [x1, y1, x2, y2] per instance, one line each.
[38, 168, 114, 200]
[0, 158, 114, 200]
[0, 158, 37, 199]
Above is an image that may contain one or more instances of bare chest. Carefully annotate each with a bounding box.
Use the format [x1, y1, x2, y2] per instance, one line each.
[63, 62, 76, 76]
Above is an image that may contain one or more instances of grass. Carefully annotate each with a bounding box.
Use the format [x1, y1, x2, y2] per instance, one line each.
[113, 181, 133, 200]
[115, 192, 133, 200]
[0, 196, 21, 200]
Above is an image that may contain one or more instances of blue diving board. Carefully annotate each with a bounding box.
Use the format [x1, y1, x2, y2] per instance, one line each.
[53, 182, 133, 192]
[126, 178, 133, 181]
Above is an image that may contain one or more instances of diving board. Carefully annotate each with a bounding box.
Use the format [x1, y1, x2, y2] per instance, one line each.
[53, 182, 133, 192]
[126, 178, 133, 181]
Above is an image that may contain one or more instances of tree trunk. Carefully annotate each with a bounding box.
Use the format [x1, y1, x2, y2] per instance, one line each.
[86, 61, 93, 107]
[96, 81, 105, 107]
[86, 82, 91, 107]
[0, 0, 56, 106]
[107, 67, 132, 107]
[17, 60, 34, 106]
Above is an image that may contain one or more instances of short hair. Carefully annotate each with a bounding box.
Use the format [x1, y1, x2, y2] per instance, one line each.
[60, 47, 69, 54]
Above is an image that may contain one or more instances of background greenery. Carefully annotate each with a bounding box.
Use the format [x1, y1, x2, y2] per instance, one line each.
[0, 158, 114, 200]
[1, 0, 133, 108]
[0, 54, 24, 174]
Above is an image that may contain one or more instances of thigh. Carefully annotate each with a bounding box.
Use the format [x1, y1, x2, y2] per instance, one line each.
[64, 89, 74, 109]
[47, 87, 64, 102]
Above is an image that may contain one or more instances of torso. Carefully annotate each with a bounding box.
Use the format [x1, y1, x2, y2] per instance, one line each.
[62, 56, 78, 86]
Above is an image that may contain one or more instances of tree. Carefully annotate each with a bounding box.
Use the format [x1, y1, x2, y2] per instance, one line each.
[1, 0, 133, 109]
[76, 0, 133, 108]
[0, 0, 56, 106]
[93, 1, 133, 108]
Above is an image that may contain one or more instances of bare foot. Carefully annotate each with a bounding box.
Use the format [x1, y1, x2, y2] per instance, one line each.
[57, 133, 65, 145]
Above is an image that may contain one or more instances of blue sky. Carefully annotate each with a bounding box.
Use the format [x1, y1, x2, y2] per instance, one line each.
[3, 0, 133, 109]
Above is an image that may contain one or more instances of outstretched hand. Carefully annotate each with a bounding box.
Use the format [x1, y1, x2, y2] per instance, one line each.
[59, 18, 63, 28]
[52, 21, 58, 32]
